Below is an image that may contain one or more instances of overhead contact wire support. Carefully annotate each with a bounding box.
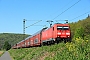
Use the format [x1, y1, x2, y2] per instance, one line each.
[53, 0, 81, 20]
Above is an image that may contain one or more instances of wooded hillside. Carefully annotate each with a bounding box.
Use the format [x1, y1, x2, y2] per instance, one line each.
[69, 16, 90, 40]
[0, 33, 29, 50]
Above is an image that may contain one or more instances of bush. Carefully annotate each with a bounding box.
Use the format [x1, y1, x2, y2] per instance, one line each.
[3, 41, 11, 51]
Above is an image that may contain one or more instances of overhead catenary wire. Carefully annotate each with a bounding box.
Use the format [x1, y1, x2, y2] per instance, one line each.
[24, 0, 81, 27]
[28, 25, 47, 27]
[55, 19, 68, 23]
[45, 0, 74, 20]
[24, 0, 83, 30]
[70, 10, 90, 21]
[53, 0, 81, 20]
[25, 20, 42, 28]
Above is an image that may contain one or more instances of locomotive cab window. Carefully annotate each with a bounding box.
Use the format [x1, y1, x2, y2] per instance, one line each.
[57, 26, 63, 30]
[57, 26, 69, 30]
[63, 26, 69, 30]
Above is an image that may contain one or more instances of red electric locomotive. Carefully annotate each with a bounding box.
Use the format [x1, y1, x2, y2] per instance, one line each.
[41, 23, 71, 45]
[12, 23, 71, 49]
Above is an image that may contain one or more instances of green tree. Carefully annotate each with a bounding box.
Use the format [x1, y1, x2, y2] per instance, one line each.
[74, 27, 85, 39]
[3, 41, 11, 51]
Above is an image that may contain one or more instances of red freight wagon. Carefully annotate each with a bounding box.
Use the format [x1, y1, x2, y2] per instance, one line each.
[20, 40, 25, 48]
[29, 30, 42, 46]
[25, 37, 30, 47]
[33, 34, 41, 46]
[30, 36, 34, 46]
[16, 43, 20, 48]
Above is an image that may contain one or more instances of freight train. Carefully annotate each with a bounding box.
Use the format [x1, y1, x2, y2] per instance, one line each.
[12, 23, 71, 49]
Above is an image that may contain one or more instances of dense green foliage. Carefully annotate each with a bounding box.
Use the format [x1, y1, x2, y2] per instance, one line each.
[3, 41, 11, 51]
[0, 33, 29, 50]
[69, 17, 90, 40]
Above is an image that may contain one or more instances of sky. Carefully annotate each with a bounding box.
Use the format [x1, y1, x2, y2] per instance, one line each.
[0, 0, 90, 35]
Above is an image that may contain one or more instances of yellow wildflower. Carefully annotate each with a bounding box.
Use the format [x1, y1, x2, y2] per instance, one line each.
[86, 40, 88, 42]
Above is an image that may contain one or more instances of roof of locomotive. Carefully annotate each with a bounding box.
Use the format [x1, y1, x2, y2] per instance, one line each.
[53, 23, 70, 27]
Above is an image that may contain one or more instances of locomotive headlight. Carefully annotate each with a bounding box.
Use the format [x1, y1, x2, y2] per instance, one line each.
[66, 33, 70, 35]
[57, 32, 61, 35]
[68, 36, 70, 37]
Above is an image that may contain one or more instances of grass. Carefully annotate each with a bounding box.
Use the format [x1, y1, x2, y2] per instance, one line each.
[9, 37, 90, 60]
